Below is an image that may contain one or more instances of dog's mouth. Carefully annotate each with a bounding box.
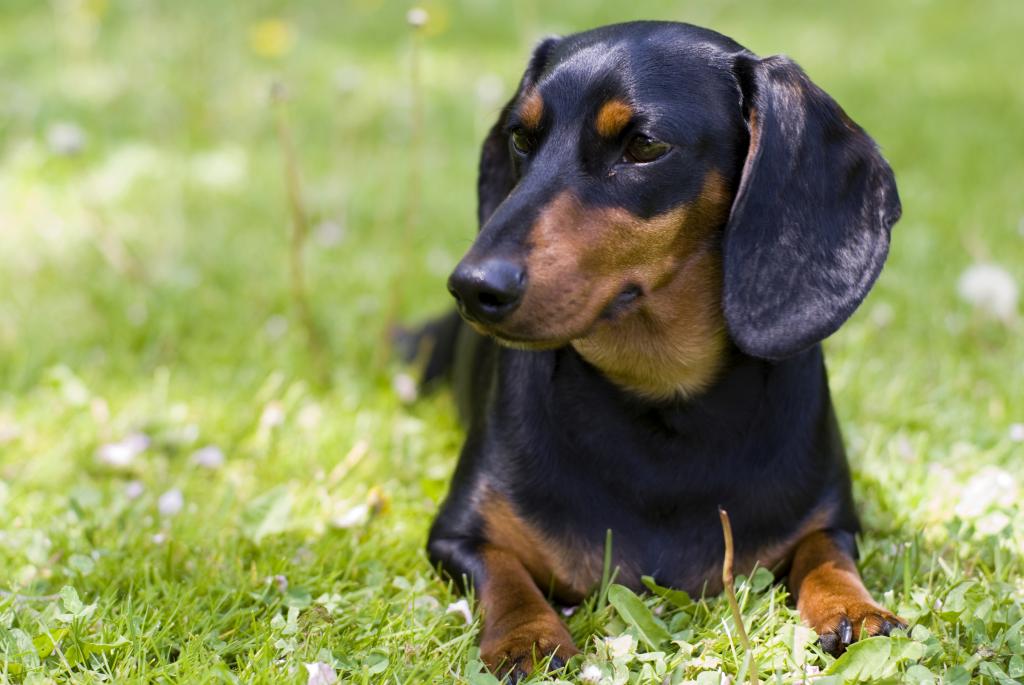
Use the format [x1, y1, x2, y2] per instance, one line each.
[600, 284, 644, 320]
[467, 282, 646, 350]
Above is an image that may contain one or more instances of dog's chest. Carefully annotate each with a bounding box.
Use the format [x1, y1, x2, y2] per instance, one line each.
[485, 347, 838, 599]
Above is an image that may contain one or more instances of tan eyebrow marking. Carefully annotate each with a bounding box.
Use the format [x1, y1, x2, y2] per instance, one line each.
[518, 88, 544, 129]
[595, 99, 634, 138]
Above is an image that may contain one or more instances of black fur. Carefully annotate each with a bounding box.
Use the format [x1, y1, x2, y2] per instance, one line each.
[414, 19, 897, 626]
[724, 55, 901, 360]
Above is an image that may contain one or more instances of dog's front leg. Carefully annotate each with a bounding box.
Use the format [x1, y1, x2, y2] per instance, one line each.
[431, 535, 578, 682]
[477, 545, 578, 681]
[788, 530, 907, 655]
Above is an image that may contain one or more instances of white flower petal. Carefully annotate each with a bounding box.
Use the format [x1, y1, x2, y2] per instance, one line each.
[406, 7, 428, 27]
[445, 598, 472, 625]
[47, 121, 86, 156]
[191, 445, 225, 469]
[580, 663, 604, 683]
[392, 373, 418, 404]
[1009, 423, 1024, 442]
[603, 633, 636, 660]
[158, 488, 184, 517]
[260, 401, 285, 428]
[125, 480, 145, 499]
[955, 466, 1018, 519]
[332, 503, 369, 529]
[957, 263, 1019, 321]
[304, 661, 337, 685]
[96, 432, 150, 469]
[977, 511, 1011, 535]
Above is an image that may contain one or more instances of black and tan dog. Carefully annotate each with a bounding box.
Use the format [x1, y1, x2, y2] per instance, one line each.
[401, 20, 904, 681]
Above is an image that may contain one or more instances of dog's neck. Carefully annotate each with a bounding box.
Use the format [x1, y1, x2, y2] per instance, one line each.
[571, 244, 728, 401]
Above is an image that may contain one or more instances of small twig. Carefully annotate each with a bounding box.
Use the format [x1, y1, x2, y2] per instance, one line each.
[270, 83, 331, 389]
[326, 439, 371, 487]
[377, 9, 427, 370]
[719, 507, 759, 685]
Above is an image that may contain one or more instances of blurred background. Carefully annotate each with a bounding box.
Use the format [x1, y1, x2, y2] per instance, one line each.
[1, 1, 1022, 682]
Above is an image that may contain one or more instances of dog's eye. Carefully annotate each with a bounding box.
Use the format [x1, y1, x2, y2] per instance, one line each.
[624, 135, 671, 163]
[510, 128, 535, 156]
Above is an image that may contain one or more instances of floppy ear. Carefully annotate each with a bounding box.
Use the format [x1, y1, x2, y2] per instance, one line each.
[723, 54, 901, 360]
[476, 36, 560, 228]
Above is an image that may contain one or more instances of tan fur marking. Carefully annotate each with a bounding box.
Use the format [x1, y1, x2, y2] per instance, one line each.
[571, 172, 733, 399]
[519, 88, 544, 130]
[479, 486, 602, 602]
[595, 99, 634, 138]
[736, 107, 761, 199]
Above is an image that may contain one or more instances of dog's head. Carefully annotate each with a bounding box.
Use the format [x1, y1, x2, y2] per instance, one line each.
[448, 22, 900, 387]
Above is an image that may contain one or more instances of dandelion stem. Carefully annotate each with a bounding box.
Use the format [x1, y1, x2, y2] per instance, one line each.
[378, 11, 426, 371]
[271, 83, 331, 389]
[719, 507, 759, 685]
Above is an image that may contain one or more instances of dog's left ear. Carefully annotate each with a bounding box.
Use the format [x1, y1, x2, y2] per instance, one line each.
[723, 54, 901, 361]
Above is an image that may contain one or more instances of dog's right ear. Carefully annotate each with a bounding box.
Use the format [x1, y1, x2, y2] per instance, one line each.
[477, 36, 560, 228]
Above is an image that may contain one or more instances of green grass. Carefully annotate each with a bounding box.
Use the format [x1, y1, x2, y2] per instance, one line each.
[1, 1, 1023, 683]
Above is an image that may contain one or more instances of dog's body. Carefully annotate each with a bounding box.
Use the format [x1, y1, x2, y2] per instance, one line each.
[405, 21, 904, 680]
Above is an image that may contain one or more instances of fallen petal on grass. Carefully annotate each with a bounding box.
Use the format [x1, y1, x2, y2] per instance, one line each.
[158, 488, 184, 517]
[392, 373, 418, 404]
[580, 663, 604, 683]
[957, 263, 1019, 321]
[406, 7, 429, 28]
[260, 401, 286, 429]
[304, 661, 337, 685]
[445, 598, 472, 625]
[124, 480, 144, 499]
[191, 445, 225, 469]
[1009, 423, 1024, 442]
[603, 633, 637, 660]
[331, 503, 369, 529]
[955, 466, 1018, 519]
[96, 432, 149, 469]
[46, 121, 86, 156]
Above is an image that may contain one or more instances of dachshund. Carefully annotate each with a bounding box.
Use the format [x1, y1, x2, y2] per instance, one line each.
[399, 20, 904, 681]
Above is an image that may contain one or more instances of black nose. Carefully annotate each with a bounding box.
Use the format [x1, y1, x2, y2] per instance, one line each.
[447, 258, 527, 324]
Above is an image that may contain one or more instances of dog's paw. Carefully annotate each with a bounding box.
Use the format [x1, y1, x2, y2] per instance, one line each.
[811, 601, 907, 656]
[481, 620, 579, 683]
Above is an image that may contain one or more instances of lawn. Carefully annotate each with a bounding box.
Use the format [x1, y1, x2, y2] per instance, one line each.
[1, 1, 1022, 683]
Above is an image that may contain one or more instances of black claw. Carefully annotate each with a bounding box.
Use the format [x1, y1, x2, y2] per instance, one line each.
[548, 655, 566, 671]
[506, 666, 527, 685]
[818, 631, 840, 656]
[879, 619, 895, 636]
[838, 616, 854, 646]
